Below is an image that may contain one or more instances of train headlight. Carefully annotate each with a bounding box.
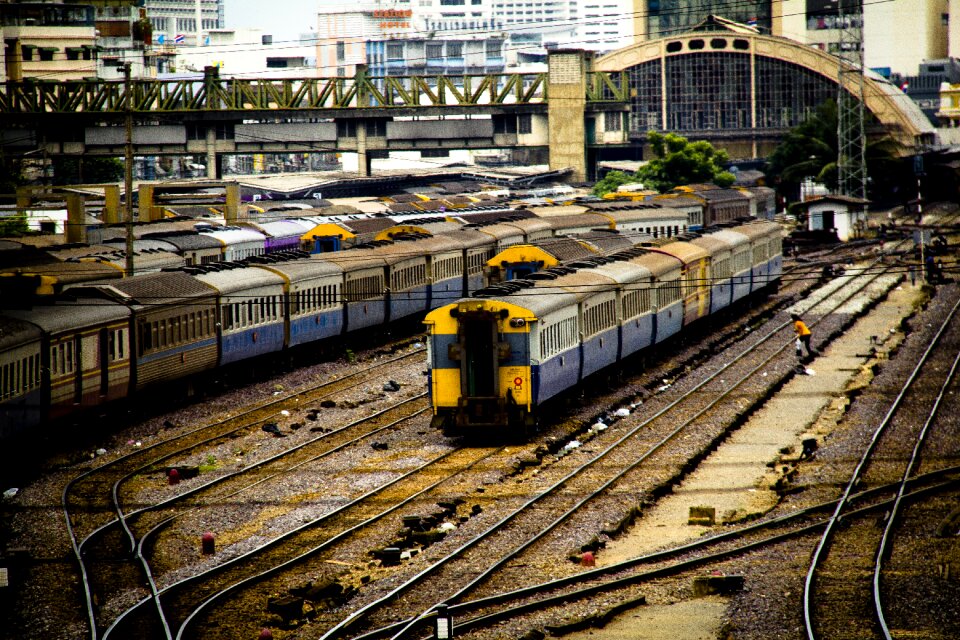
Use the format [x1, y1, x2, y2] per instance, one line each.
[510, 318, 526, 328]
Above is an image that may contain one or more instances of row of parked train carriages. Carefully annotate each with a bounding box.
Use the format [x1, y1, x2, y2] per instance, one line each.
[424, 219, 784, 437]
[0, 195, 755, 439]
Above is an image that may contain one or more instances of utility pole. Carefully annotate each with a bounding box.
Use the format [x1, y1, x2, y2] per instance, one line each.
[836, 0, 868, 201]
[123, 62, 135, 277]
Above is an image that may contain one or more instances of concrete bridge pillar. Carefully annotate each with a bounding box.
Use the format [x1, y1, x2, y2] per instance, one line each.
[65, 193, 86, 244]
[547, 50, 591, 183]
[103, 185, 121, 224]
[205, 127, 218, 179]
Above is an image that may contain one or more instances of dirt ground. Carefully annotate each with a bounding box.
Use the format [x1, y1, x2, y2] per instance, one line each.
[560, 280, 923, 640]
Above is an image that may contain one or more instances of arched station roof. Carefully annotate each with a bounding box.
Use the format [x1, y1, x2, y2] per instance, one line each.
[594, 31, 934, 148]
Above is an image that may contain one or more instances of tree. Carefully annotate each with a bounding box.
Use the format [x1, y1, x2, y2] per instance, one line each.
[637, 132, 734, 193]
[593, 132, 734, 196]
[766, 99, 908, 204]
[51, 157, 124, 185]
[591, 170, 636, 196]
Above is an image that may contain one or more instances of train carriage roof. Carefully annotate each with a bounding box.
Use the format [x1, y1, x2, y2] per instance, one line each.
[490, 286, 582, 319]
[12, 260, 123, 286]
[499, 217, 554, 235]
[575, 229, 649, 254]
[649, 240, 710, 265]
[199, 227, 266, 245]
[472, 222, 529, 242]
[628, 250, 682, 278]
[687, 234, 731, 257]
[726, 220, 782, 242]
[598, 207, 687, 225]
[0, 315, 41, 350]
[143, 232, 222, 251]
[441, 228, 502, 250]
[243, 219, 314, 238]
[589, 259, 654, 284]
[192, 265, 286, 294]
[550, 270, 619, 302]
[315, 248, 389, 272]
[701, 228, 751, 250]
[69, 271, 216, 307]
[529, 237, 598, 262]
[540, 213, 613, 232]
[5, 297, 130, 334]
[256, 258, 343, 282]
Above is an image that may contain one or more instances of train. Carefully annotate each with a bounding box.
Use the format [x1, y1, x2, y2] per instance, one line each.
[0, 203, 701, 440]
[423, 219, 783, 436]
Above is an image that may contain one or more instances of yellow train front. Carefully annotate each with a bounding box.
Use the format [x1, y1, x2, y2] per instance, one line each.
[424, 299, 539, 437]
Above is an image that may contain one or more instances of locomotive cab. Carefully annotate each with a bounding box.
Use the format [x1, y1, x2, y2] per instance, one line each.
[425, 300, 534, 437]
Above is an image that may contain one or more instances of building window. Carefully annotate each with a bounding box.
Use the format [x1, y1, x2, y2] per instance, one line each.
[604, 111, 621, 131]
[518, 113, 532, 134]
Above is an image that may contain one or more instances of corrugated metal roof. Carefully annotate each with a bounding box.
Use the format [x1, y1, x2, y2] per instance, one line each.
[92, 271, 216, 306]
[531, 237, 597, 262]
[0, 315, 41, 350]
[5, 298, 129, 334]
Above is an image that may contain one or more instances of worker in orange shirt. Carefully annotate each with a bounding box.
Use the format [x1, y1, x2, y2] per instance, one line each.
[791, 313, 817, 359]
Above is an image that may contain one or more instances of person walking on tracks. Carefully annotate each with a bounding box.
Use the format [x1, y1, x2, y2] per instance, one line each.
[792, 313, 817, 359]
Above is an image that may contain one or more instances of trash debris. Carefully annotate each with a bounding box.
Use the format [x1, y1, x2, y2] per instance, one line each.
[262, 422, 282, 435]
[3, 488, 19, 500]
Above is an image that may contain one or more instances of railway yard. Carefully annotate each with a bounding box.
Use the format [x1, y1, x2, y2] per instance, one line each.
[2, 207, 960, 640]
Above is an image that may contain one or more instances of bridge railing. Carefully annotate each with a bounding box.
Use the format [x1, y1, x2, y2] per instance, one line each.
[0, 71, 628, 114]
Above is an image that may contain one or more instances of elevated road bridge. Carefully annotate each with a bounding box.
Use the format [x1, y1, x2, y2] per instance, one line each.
[1, 31, 934, 183]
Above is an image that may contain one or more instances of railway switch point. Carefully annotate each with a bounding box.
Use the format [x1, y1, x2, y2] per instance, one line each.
[202, 531, 215, 555]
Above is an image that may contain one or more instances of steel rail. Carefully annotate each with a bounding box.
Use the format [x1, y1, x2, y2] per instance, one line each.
[873, 304, 960, 638]
[802, 294, 960, 640]
[61, 347, 422, 639]
[320, 260, 898, 640]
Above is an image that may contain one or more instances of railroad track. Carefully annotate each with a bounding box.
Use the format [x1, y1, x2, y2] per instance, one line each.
[61, 346, 426, 639]
[46, 207, 960, 640]
[356, 467, 960, 640]
[287, 260, 907, 639]
[804, 290, 960, 639]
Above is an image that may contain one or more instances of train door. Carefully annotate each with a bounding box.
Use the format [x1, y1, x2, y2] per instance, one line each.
[99, 328, 109, 397]
[461, 315, 497, 398]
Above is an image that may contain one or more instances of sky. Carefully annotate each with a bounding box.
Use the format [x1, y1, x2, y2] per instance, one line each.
[226, 0, 318, 41]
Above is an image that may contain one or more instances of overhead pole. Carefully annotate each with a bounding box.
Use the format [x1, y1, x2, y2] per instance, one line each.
[123, 62, 135, 277]
[836, 0, 868, 201]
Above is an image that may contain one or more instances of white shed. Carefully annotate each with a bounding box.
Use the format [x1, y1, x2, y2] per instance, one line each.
[799, 195, 870, 242]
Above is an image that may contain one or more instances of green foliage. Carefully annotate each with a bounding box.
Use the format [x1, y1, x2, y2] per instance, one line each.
[638, 132, 732, 193]
[593, 133, 735, 195]
[592, 170, 636, 196]
[766, 99, 906, 202]
[766, 100, 839, 193]
[51, 156, 124, 185]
